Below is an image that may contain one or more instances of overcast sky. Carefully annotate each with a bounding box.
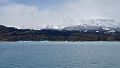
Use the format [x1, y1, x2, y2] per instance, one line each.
[0, 0, 120, 28]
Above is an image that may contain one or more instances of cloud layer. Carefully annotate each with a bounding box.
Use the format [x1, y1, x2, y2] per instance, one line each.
[0, 0, 120, 28]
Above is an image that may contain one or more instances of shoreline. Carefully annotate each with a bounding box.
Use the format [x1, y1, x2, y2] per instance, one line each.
[0, 40, 120, 42]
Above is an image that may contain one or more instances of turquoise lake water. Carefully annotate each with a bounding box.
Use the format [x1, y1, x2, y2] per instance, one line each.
[0, 41, 120, 68]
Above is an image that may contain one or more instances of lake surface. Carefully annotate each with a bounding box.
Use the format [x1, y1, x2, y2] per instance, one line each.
[0, 41, 120, 68]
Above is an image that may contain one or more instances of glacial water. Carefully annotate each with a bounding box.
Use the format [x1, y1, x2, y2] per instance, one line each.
[0, 41, 120, 68]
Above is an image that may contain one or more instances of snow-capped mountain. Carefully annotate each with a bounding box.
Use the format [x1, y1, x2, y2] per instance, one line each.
[35, 19, 120, 34]
[37, 25, 65, 30]
[62, 19, 120, 32]
[80, 19, 119, 27]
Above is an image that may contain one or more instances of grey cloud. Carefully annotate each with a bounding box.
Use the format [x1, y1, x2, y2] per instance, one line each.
[0, 0, 120, 28]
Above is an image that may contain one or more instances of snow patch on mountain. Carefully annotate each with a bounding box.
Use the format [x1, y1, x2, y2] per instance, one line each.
[39, 24, 66, 30]
[63, 19, 120, 31]
[31, 19, 120, 32]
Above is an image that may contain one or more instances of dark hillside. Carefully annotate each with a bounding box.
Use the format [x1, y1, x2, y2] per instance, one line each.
[0, 25, 120, 41]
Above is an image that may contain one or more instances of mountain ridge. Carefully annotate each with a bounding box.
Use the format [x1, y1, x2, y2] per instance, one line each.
[31, 19, 120, 30]
[0, 24, 120, 41]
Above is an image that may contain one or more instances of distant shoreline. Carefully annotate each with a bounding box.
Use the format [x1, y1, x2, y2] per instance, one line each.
[0, 40, 120, 42]
[0, 25, 120, 41]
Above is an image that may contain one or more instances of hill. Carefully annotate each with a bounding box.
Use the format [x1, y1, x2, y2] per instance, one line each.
[0, 24, 120, 41]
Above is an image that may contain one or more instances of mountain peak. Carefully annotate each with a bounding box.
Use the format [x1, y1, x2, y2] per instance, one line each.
[79, 19, 119, 27]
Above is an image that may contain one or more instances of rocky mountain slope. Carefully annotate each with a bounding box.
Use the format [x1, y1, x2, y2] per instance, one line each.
[0, 24, 120, 41]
